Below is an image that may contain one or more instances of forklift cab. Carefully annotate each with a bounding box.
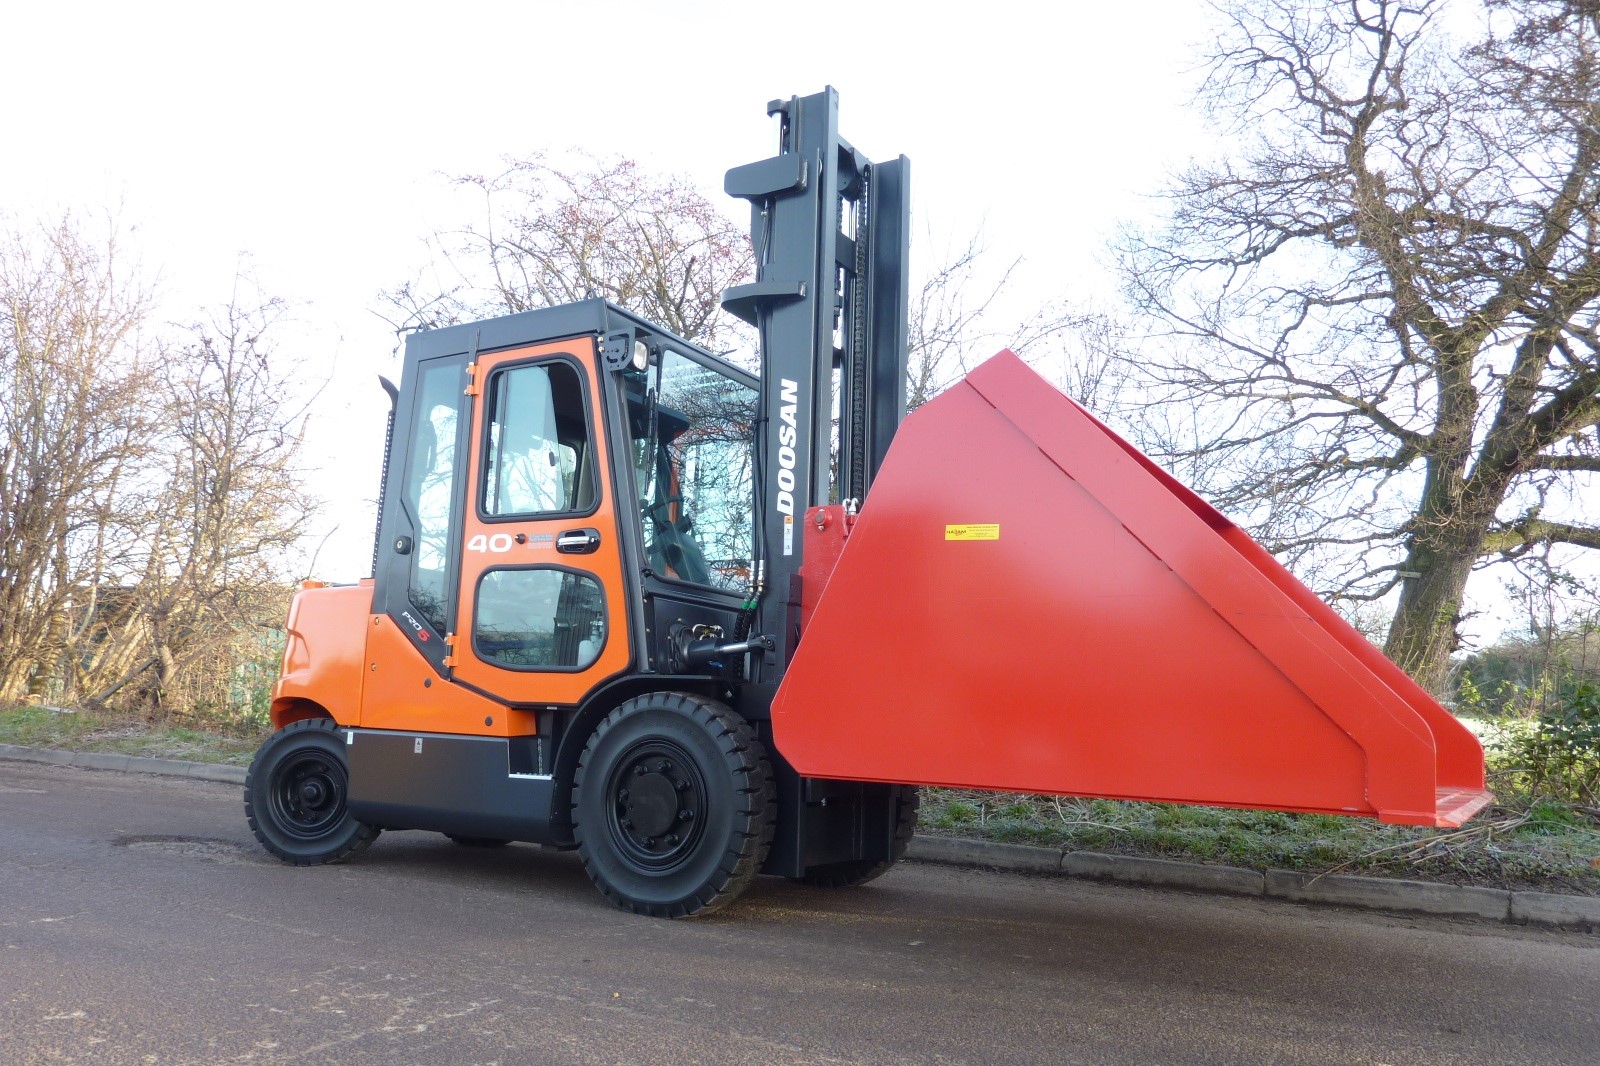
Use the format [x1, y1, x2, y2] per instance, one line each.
[369, 300, 759, 731]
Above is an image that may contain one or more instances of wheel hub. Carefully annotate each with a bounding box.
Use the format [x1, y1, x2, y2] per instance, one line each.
[624, 772, 679, 837]
[269, 752, 346, 840]
[606, 743, 706, 870]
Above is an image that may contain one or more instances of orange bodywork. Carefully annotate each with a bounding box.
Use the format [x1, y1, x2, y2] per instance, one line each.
[271, 583, 511, 733]
[445, 339, 632, 707]
[272, 338, 631, 738]
[273, 581, 371, 727]
[358, 614, 529, 734]
[771, 351, 1492, 828]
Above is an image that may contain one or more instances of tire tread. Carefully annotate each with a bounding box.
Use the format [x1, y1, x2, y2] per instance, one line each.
[572, 692, 774, 918]
[244, 717, 380, 866]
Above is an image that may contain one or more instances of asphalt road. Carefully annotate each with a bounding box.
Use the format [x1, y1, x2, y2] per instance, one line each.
[2, 761, 1595, 1066]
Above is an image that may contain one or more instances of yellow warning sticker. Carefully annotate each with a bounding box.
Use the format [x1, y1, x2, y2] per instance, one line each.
[945, 523, 1000, 541]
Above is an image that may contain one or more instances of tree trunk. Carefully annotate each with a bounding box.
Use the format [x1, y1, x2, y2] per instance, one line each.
[1383, 540, 1481, 695]
[24, 604, 66, 700]
[0, 659, 32, 704]
[148, 608, 176, 719]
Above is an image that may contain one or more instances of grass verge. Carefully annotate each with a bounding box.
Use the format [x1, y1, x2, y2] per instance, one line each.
[920, 788, 1600, 895]
[0, 704, 263, 767]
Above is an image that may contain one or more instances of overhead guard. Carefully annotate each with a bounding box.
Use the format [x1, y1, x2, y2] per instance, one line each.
[771, 351, 1492, 828]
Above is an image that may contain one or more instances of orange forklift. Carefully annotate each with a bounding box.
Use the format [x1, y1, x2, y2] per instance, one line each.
[247, 89, 1492, 916]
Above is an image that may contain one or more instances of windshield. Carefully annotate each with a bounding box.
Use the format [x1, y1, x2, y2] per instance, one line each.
[626, 350, 757, 591]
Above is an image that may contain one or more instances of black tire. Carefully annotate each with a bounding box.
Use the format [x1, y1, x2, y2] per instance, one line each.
[446, 835, 512, 848]
[244, 718, 380, 866]
[572, 692, 775, 918]
[792, 786, 919, 888]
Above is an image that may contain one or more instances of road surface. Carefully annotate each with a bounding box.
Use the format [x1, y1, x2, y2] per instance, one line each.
[2, 760, 1595, 1065]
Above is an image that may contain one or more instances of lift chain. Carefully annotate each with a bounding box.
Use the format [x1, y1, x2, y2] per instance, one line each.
[846, 165, 872, 502]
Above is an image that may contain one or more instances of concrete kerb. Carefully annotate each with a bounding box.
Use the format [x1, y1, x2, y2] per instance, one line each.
[905, 835, 1064, 874]
[1064, 850, 1265, 897]
[0, 743, 247, 785]
[1509, 890, 1600, 930]
[2, 743, 1593, 931]
[1264, 868, 1511, 921]
[907, 833, 1595, 931]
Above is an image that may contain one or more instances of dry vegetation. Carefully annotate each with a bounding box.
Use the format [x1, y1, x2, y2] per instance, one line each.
[0, 215, 308, 725]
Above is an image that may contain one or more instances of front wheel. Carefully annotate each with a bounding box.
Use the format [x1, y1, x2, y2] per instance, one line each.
[245, 718, 379, 865]
[572, 692, 775, 918]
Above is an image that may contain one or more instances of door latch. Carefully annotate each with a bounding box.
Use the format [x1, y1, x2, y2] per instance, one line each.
[555, 528, 601, 554]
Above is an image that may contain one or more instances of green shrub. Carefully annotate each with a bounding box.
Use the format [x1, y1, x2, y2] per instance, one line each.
[1489, 681, 1600, 806]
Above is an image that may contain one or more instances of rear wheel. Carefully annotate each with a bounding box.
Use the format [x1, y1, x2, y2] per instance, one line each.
[245, 718, 379, 865]
[792, 786, 919, 888]
[572, 692, 775, 918]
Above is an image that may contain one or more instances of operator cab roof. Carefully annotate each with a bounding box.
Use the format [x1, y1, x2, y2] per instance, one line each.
[400, 298, 756, 390]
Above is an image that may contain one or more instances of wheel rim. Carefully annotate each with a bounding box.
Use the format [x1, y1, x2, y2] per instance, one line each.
[603, 738, 708, 872]
[268, 750, 348, 840]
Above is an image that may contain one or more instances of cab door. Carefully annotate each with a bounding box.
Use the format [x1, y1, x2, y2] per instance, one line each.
[448, 338, 632, 709]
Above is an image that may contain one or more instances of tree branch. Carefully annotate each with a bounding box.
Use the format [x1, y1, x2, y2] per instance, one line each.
[1485, 518, 1600, 555]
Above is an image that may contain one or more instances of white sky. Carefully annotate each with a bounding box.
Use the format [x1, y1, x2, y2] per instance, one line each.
[3, 1, 1215, 579]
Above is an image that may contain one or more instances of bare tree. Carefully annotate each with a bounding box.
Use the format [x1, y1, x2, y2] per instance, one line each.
[1117, 0, 1600, 692]
[907, 232, 1103, 409]
[0, 212, 312, 722]
[383, 154, 754, 350]
[0, 214, 156, 703]
[85, 285, 314, 714]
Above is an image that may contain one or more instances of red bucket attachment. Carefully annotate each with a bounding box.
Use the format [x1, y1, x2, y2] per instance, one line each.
[771, 351, 1490, 827]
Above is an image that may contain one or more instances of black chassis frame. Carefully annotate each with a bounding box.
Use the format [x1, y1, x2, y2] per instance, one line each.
[353, 297, 906, 875]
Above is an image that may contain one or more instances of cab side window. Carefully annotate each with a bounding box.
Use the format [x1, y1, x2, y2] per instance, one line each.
[482, 361, 594, 516]
[474, 568, 606, 670]
[404, 360, 465, 633]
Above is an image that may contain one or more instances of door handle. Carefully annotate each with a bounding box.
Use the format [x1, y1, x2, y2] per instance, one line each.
[556, 528, 601, 554]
